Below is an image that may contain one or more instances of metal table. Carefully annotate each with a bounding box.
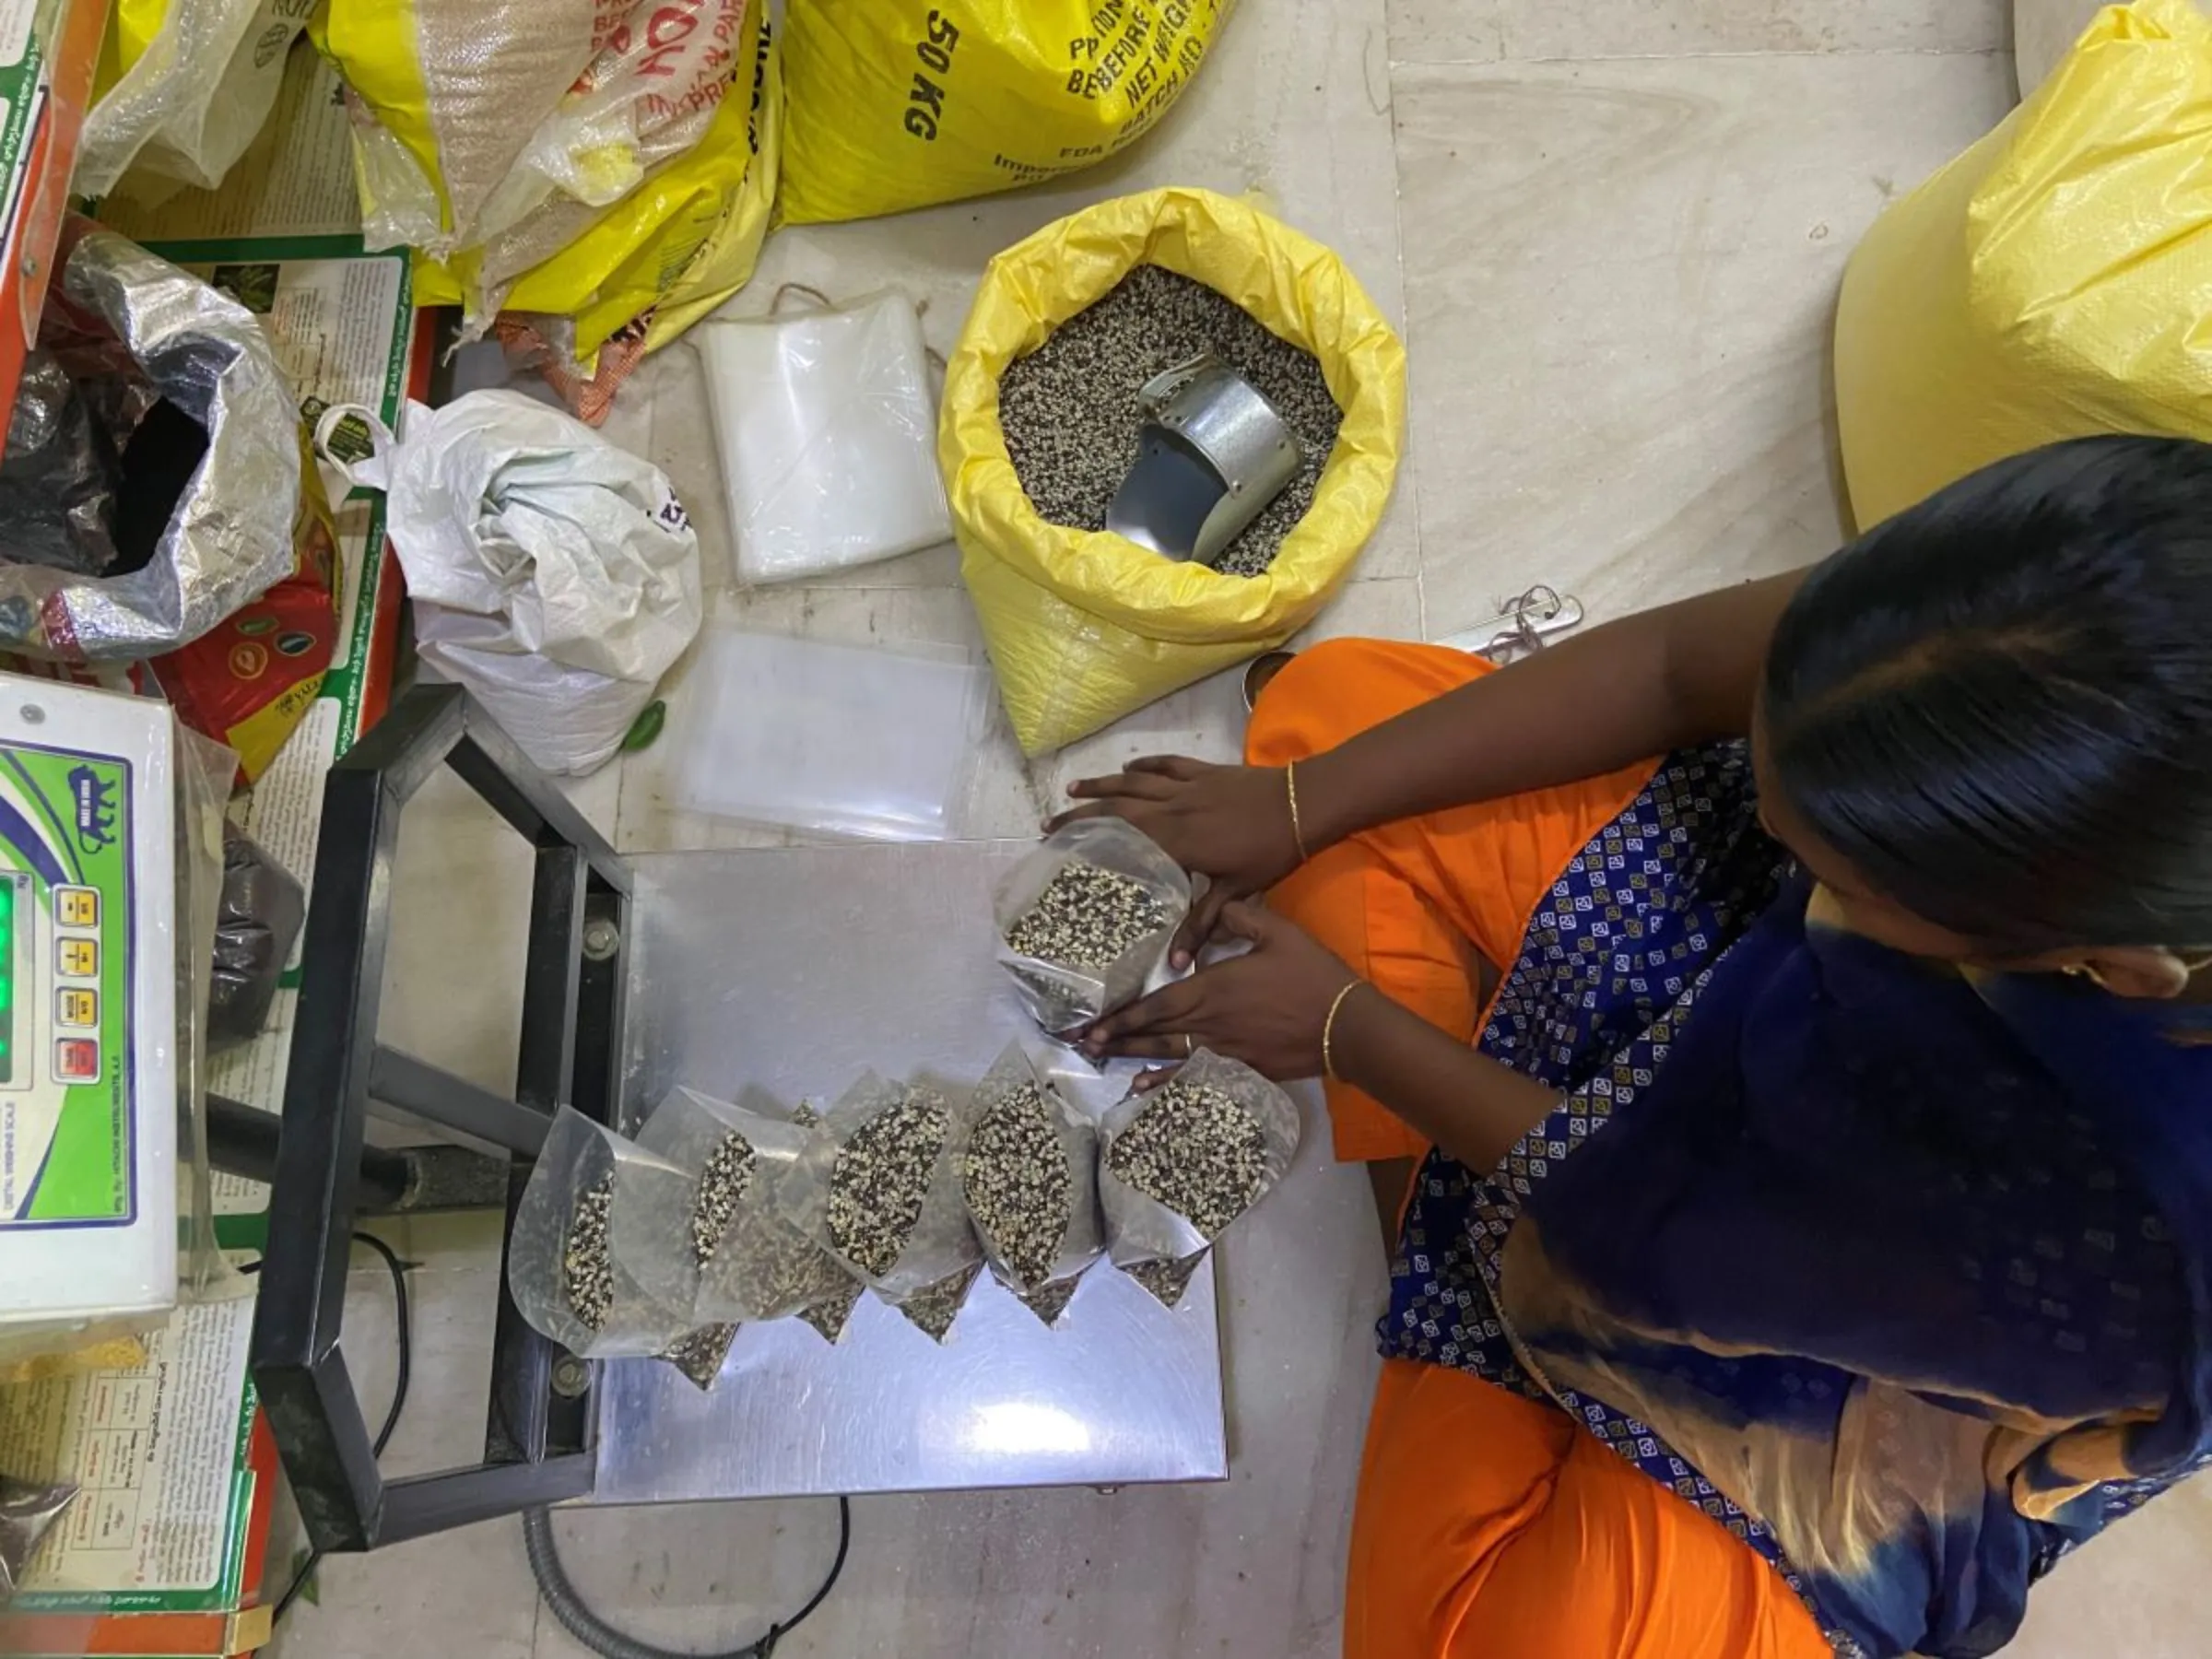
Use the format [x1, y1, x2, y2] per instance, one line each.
[244, 688, 1224, 1551]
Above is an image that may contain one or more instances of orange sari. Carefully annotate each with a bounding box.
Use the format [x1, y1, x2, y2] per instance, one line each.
[1248, 639, 1831, 1659]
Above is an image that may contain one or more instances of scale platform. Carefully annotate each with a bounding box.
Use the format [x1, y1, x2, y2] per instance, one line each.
[593, 841, 1227, 1504]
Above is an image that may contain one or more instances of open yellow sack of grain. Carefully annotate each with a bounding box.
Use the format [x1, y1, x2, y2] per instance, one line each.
[942, 187, 1405, 755]
[1836, 0, 2212, 528]
[778, 0, 1233, 225]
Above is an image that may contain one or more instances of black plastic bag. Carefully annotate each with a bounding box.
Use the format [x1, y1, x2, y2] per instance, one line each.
[208, 823, 304, 1051]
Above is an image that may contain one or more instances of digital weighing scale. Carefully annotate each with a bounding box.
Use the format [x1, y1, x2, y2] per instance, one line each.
[0, 677, 177, 1349]
[245, 686, 1227, 1553]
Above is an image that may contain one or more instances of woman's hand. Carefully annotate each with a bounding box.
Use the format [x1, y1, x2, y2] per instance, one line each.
[1047, 757, 1306, 966]
[1081, 900, 1359, 1080]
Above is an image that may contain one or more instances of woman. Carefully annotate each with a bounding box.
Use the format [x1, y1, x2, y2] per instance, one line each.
[1056, 436, 2212, 1659]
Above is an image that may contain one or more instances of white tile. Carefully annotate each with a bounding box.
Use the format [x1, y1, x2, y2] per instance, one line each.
[1394, 50, 2016, 640]
[1389, 0, 2012, 63]
[533, 1082, 1384, 1659]
[269, 1516, 540, 1659]
[2004, 1477, 2212, 1657]
[263, 1239, 532, 1657]
[1389, 0, 1506, 62]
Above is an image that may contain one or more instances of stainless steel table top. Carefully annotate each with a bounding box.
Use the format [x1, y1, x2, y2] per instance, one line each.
[585, 841, 1227, 1505]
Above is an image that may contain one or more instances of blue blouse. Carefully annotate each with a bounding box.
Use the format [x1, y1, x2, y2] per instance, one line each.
[1382, 747, 2212, 1657]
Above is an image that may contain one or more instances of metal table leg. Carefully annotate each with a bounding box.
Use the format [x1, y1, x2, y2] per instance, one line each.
[245, 685, 629, 1551]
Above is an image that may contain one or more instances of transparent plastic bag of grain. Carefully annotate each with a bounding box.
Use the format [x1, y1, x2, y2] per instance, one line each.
[781, 1072, 982, 1339]
[1099, 1049, 1300, 1306]
[994, 818, 1190, 1036]
[634, 1085, 855, 1325]
[959, 1042, 1102, 1321]
[509, 1106, 700, 1358]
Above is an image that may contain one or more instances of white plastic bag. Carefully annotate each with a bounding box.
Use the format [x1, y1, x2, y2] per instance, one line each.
[318, 390, 701, 775]
[79, 0, 313, 197]
[695, 289, 952, 585]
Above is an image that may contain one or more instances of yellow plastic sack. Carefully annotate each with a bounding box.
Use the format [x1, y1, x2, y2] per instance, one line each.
[943, 187, 1405, 755]
[778, 0, 1234, 226]
[1835, 0, 2212, 528]
[412, 1, 782, 359]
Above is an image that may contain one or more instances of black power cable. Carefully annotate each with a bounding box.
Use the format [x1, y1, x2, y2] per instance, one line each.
[241, 1231, 414, 1626]
[523, 1492, 851, 1659]
[245, 1230, 853, 1652]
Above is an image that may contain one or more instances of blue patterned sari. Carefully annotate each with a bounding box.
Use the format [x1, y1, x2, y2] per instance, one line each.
[1382, 745, 2212, 1658]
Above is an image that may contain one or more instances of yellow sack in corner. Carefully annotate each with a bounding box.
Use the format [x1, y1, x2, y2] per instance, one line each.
[412, 0, 782, 359]
[779, 0, 1234, 225]
[1836, 0, 2212, 528]
[942, 187, 1405, 755]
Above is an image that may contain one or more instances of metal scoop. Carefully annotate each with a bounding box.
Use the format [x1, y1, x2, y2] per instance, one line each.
[1105, 353, 1301, 567]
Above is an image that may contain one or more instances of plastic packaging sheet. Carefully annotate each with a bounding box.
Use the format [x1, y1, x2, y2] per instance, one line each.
[664, 629, 990, 841]
[1098, 1050, 1300, 1305]
[695, 289, 952, 585]
[207, 821, 304, 1051]
[0, 349, 124, 576]
[959, 1042, 1102, 1323]
[633, 1087, 852, 1325]
[0, 229, 300, 659]
[780, 1073, 982, 1338]
[78, 0, 314, 196]
[994, 818, 1191, 1036]
[169, 724, 250, 1312]
[510, 1107, 700, 1359]
[0, 1477, 77, 1602]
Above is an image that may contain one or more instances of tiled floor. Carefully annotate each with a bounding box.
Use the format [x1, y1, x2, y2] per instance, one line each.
[273, 3, 2211, 1655]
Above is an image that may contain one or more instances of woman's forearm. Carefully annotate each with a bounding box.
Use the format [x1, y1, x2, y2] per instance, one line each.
[1300, 571, 1806, 848]
[1330, 983, 1559, 1174]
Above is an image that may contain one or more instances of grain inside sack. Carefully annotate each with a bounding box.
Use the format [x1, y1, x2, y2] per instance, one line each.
[828, 1085, 951, 1277]
[1005, 863, 1171, 981]
[998, 265, 1343, 577]
[659, 1323, 739, 1391]
[689, 1132, 759, 1264]
[562, 1173, 617, 1333]
[995, 820, 1190, 1035]
[1099, 1050, 1301, 1308]
[959, 1044, 1104, 1322]
[1104, 1079, 1270, 1237]
[898, 1261, 984, 1343]
[786, 1072, 983, 1341]
[963, 1080, 1072, 1287]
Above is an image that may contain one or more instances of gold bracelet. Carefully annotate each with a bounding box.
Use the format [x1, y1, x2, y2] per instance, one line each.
[1285, 760, 1311, 863]
[1322, 979, 1364, 1082]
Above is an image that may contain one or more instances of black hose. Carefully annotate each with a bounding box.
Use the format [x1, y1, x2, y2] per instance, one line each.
[522, 1493, 851, 1659]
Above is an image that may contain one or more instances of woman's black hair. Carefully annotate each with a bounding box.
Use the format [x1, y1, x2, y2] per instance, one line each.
[1762, 435, 2212, 954]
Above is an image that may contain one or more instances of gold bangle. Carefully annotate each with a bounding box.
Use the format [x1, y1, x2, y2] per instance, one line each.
[1322, 979, 1364, 1082]
[1285, 760, 1311, 863]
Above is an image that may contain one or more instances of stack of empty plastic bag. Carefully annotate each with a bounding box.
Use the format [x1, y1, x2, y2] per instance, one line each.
[312, 0, 782, 371]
